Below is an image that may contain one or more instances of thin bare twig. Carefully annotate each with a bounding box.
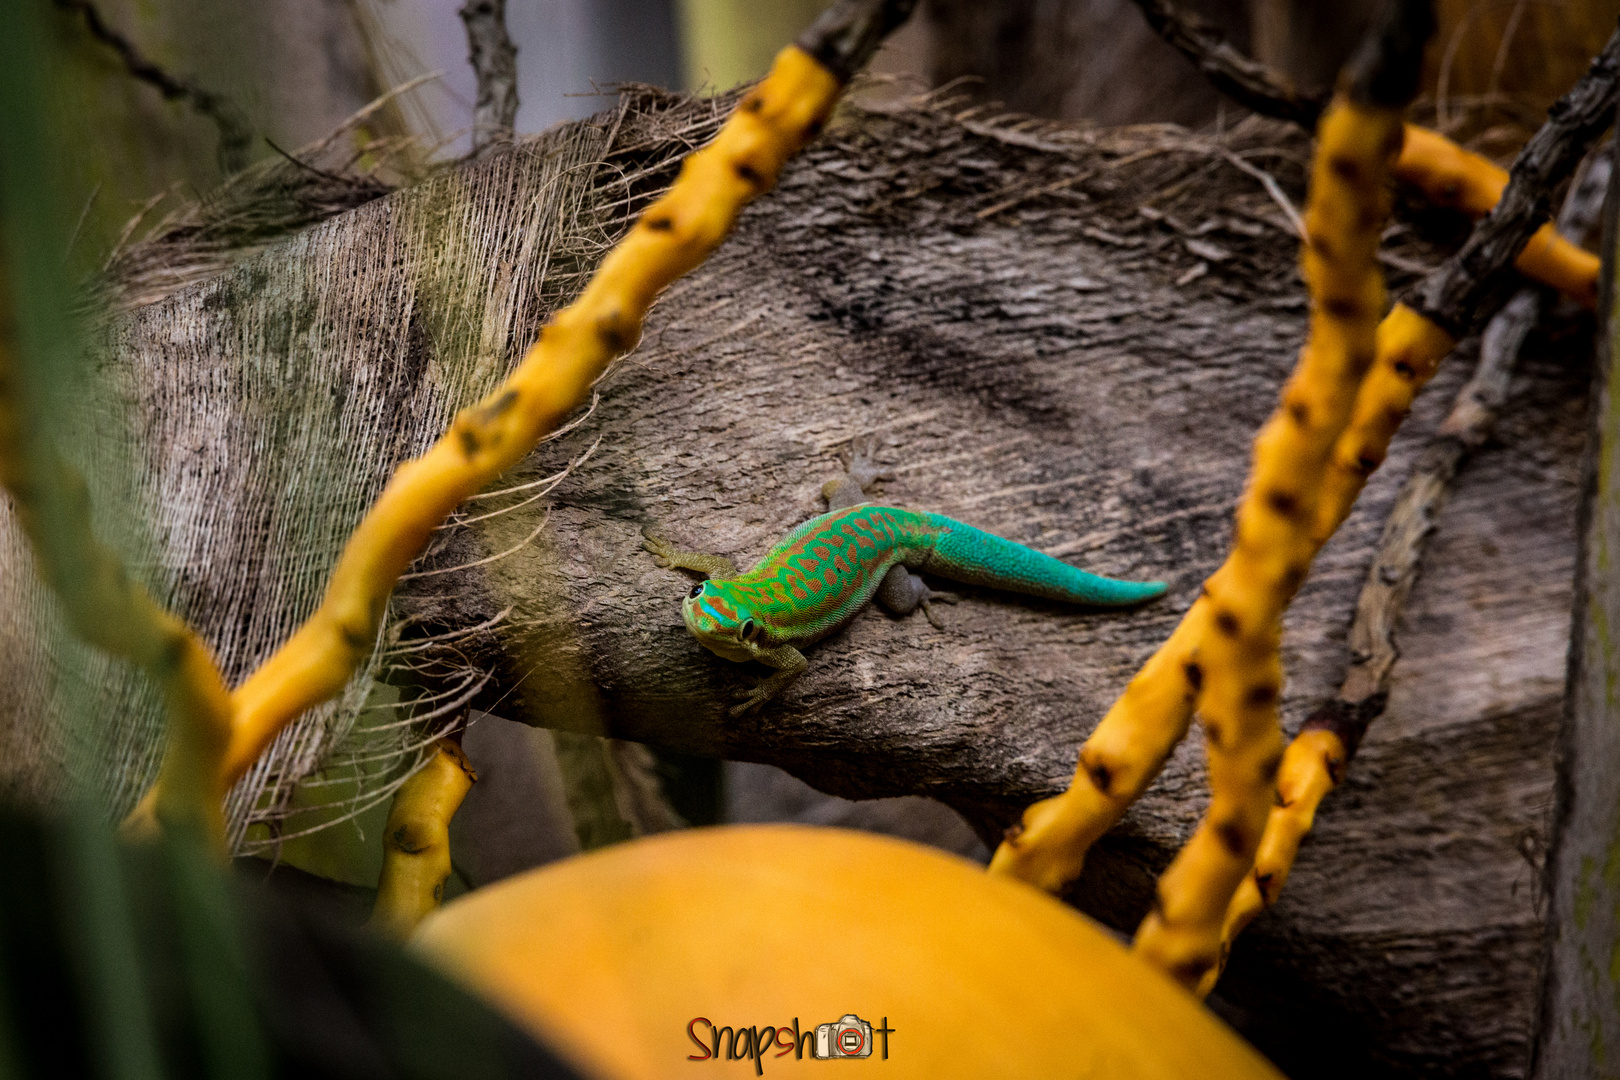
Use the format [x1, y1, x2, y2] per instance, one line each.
[1409, 26, 1620, 337]
[797, 0, 921, 83]
[53, 0, 252, 172]
[457, 0, 519, 153]
[1126, 0, 1327, 127]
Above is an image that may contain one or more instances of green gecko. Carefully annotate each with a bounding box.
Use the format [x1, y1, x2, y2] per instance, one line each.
[643, 443, 1167, 716]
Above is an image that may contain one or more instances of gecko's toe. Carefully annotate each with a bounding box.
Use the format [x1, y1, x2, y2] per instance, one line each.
[845, 435, 894, 490]
[640, 527, 673, 561]
[728, 694, 765, 717]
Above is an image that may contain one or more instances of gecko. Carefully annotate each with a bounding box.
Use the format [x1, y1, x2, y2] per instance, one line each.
[643, 442, 1167, 716]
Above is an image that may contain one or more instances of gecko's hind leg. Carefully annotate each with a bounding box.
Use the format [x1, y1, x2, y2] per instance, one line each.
[641, 527, 738, 580]
[876, 564, 959, 629]
[823, 435, 896, 511]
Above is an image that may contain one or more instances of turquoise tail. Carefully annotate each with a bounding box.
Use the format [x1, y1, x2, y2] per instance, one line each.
[921, 513, 1167, 606]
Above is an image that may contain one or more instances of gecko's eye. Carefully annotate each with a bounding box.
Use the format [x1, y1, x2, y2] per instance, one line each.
[741, 619, 755, 641]
[688, 584, 704, 599]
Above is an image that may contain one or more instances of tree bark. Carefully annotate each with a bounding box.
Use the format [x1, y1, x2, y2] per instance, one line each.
[13, 94, 1594, 1076]
[1531, 129, 1620, 1080]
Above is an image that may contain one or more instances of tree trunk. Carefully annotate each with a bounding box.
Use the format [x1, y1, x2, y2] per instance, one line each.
[1531, 129, 1620, 1080]
[13, 93, 1593, 1077]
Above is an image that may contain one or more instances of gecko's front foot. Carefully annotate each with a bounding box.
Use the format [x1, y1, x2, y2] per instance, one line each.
[642, 526, 738, 579]
[641, 527, 678, 569]
[843, 435, 895, 491]
[728, 685, 773, 718]
[824, 435, 897, 511]
[726, 649, 808, 716]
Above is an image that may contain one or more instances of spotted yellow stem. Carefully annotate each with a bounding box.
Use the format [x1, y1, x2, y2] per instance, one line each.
[991, 93, 1407, 993]
[124, 45, 842, 834]
[370, 738, 478, 938]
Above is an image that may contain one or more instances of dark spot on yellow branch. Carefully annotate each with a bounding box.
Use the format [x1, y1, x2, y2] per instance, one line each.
[1245, 683, 1279, 707]
[597, 315, 631, 352]
[390, 825, 426, 855]
[1171, 956, 1214, 985]
[1323, 295, 1361, 320]
[1265, 489, 1300, 518]
[1255, 870, 1277, 905]
[470, 389, 520, 427]
[1081, 750, 1112, 795]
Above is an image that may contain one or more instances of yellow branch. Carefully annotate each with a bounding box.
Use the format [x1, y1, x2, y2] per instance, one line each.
[1313, 303, 1457, 545]
[991, 96, 1405, 992]
[1395, 124, 1598, 308]
[124, 46, 842, 836]
[1130, 99, 1403, 988]
[369, 738, 477, 938]
[1203, 727, 1342, 995]
[1213, 312, 1457, 992]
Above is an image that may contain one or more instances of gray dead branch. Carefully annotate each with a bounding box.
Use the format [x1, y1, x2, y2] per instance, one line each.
[458, 0, 519, 153]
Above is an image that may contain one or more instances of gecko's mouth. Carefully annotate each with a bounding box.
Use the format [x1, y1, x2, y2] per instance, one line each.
[681, 599, 759, 663]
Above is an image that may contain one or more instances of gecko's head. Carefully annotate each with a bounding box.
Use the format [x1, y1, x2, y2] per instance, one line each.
[681, 580, 767, 662]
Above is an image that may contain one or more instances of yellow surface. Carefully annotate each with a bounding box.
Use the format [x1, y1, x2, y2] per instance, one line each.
[413, 825, 1283, 1080]
[370, 738, 476, 937]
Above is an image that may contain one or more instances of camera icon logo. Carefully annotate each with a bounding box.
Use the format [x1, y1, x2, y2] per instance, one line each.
[813, 1014, 873, 1059]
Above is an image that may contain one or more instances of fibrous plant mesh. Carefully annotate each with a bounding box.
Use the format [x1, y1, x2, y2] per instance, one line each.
[51, 86, 736, 851]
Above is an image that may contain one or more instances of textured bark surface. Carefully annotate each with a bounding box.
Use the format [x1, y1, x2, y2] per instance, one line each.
[11, 95, 1592, 1076]
[1531, 139, 1620, 1080]
[406, 107, 1584, 1079]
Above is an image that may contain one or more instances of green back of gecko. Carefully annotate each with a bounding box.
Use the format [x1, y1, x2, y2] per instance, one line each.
[683, 504, 1165, 652]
